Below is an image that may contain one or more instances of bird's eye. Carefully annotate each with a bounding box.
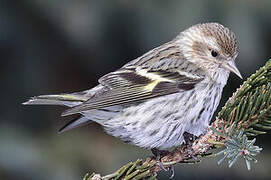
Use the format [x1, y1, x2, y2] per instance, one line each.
[211, 50, 218, 57]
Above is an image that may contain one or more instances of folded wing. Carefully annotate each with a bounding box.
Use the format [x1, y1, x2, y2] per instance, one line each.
[62, 66, 204, 116]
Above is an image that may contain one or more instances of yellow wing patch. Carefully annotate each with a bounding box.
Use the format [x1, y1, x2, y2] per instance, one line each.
[38, 94, 88, 102]
[136, 67, 176, 91]
[136, 68, 175, 82]
[144, 80, 160, 91]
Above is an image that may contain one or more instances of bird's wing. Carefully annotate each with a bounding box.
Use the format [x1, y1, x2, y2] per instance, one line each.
[62, 66, 204, 116]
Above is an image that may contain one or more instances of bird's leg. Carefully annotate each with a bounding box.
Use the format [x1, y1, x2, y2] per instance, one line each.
[151, 148, 169, 158]
[151, 148, 168, 171]
[151, 148, 175, 178]
[183, 131, 197, 145]
[183, 132, 198, 160]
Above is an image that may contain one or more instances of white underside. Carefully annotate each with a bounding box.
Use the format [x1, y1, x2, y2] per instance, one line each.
[102, 78, 226, 149]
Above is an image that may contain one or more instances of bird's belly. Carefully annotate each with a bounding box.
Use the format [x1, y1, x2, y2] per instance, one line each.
[104, 84, 223, 149]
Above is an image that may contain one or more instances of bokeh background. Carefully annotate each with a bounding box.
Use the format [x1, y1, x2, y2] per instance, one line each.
[1, 0, 271, 179]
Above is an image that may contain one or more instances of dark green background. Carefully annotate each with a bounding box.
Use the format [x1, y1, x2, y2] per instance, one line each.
[1, 0, 271, 179]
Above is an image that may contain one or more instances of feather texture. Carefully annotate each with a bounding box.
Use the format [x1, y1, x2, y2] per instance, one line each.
[62, 67, 203, 116]
[23, 23, 240, 150]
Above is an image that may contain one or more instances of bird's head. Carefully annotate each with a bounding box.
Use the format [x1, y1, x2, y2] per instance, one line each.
[177, 22, 242, 81]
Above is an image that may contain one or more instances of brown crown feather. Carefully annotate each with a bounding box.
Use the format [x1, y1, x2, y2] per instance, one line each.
[196, 23, 238, 57]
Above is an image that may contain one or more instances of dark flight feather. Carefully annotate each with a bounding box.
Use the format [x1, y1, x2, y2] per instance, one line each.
[62, 68, 203, 116]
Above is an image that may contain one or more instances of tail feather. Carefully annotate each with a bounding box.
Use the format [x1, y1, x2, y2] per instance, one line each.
[23, 94, 88, 107]
[58, 107, 121, 133]
[58, 116, 92, 133]
[23, 85, 121, 132]
[23, 86, 104, 107]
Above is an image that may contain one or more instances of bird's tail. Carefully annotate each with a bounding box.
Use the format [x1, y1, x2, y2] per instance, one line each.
[22, 91, 90, 107]
[22, 90, 94, 133]
[22, 86, 119, 132]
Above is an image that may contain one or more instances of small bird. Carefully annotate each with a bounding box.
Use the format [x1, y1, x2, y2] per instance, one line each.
[24, 22, 242, 151]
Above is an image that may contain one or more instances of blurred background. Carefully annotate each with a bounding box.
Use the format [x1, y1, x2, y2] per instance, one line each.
[1, 0, 271, 179]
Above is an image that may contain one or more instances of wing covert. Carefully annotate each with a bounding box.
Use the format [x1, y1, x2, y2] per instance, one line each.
[62, 67, 204, 116]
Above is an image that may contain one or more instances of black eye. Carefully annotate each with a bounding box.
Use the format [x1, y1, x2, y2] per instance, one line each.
[211, 50, 218, 57]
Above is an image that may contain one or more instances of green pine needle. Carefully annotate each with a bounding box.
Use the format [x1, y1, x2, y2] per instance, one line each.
[216, 126, 262, 170]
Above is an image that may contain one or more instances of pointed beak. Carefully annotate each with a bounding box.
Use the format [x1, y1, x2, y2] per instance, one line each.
[223, 60, 243, 79]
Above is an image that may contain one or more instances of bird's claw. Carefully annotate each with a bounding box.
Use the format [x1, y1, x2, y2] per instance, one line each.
[157, 160, 175, 178]
[169, 165, 175, 179]
[188, 149, 198, 161]
[157, 160, 168, 171]
[151, 148, 175, 178]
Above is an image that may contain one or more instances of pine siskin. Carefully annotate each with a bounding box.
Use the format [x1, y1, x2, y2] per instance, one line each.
[23, 23, 242, 150]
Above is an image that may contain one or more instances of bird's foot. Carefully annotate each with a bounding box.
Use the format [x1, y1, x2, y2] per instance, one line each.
[169, 165, 175, 179]
[183, 132, 198, 161]
[151, 148, 174, 178]
[151, 148, 169, 159]
[151, 148, 169, 171]
[183, 132, 197, 145]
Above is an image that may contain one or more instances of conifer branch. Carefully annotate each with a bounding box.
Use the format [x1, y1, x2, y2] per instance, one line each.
[84, 60, 271, 180]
